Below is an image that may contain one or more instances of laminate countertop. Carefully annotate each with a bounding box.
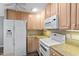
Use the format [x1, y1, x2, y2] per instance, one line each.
[51, 43, 79, 56]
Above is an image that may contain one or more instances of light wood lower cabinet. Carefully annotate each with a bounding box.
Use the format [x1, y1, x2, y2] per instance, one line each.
[50, 48, 63, 56]
[27, 37, 39, 53]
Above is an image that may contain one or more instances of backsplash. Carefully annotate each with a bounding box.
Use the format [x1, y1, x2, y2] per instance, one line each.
[28, 30, 43, 36]
[66, 31, 79, 46]
[43, 29, 66, 37]
[43, 30, 52, 37]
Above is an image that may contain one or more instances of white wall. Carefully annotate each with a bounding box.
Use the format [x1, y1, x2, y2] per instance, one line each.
[0, 4, 4, 16]
[0, 17, 3, 47]
[0, 3, 4, 47]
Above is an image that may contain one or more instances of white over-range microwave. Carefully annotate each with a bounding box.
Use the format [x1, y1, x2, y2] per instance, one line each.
[44, 15, 58, 29]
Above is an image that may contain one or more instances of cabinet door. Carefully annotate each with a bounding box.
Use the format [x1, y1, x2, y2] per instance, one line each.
[16, 11, 22, 20]
[27, 37, 39, 53]
[51, 3, 59, 16]
[28, 13, 44, 30]
[71, 3, 77, 29]
[27, 37, 33, 53]
[59, 3, 67, 29]
[59, 3, 70, 29]
[27, 15, 35, 30]
[66, 3, 71, 29]
[34, 14, 41, 30]
[6, 9, 16, 20]
[21, 12, 28, 20]
[40, 9, 45, 30]
[76, 3, 79, 29]
[45, 4, 51, 19]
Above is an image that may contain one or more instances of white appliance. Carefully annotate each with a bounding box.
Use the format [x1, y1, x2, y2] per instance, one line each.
[39, 33, 65, 56]
[44, 15, 58, 29]
[4, 19, 26, 56]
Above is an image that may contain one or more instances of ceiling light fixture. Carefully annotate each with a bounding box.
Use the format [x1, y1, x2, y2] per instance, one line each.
[32, 8, 38, 12]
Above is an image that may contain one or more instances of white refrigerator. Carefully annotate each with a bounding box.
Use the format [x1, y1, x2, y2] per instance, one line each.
[4, 19, 26, 56]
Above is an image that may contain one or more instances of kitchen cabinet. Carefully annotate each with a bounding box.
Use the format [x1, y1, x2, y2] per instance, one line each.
[21, 12, 29, 20]
[6, 9, 28, 20]
[50, 48, 63, 56]
[28, 14, 40, 30]
[51, 3, 59, 16]
[45, 3, 70, 30]
[27, 14, 33, 30]
[16, 11, 22, 20]
[40, 9, 45, 30]
[71, 3, 77, 30]
[6, 9, 16, 20]
[28, 9, 45, 30]
[27, 37, 39, 53]
[66, 4, 71, 29]
[76, 3, 79, 29]
[59, 3, 70, 29]
[45, 4, 51, 19]
[34, 14, 42, 30]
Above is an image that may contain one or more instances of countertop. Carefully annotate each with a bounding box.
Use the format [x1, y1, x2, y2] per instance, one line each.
[51, 43, 79, 56]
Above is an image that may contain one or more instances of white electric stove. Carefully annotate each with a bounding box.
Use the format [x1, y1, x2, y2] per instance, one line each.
[39, 33, 65, 56]
[40, 38, 61, 47]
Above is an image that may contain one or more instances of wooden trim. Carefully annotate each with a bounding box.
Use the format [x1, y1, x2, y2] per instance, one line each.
[75, 3, 77, 29]
[6, 9, 8, 19]
[69, 3, 71, 29]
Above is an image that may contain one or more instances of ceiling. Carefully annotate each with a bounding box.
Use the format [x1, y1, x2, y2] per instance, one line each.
[5, 3, 47, 13]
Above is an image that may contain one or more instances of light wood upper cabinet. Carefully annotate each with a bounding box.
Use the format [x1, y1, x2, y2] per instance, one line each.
[59, 3, 67, 29]
[51, 3, 59, 16]
[28, 9, 45, 30]
[6, 9, 16, 20]
[44, 3, 71, 30]
[71, 3, 77, 30]
[28, 14, 35, 30]
[76, 3, 79, 29]
[21, 12, 29, 20]
[59, 3, 70, 29]
[45, 4, 51, 19]
[28, 14, 41, 30]
[16, 11, 22, 20]
[66, 4, 71, 29]
[40, 9, 45, 30]
[6, 9, 29, 20]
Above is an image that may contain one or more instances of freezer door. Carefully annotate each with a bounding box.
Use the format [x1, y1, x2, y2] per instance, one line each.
[14, 20, 26, 56]
[4, 20, 14, 56]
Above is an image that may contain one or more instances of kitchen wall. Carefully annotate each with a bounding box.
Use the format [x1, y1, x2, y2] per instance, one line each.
[28, 30, 43, 36]
[0, 4, 4, 47]
[0, 4, 4, 16]
[0, 17, 4, 47]
[43, 29, 66, 37]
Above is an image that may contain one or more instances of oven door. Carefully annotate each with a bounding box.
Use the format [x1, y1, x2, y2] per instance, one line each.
[39, 42, 50, 56]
